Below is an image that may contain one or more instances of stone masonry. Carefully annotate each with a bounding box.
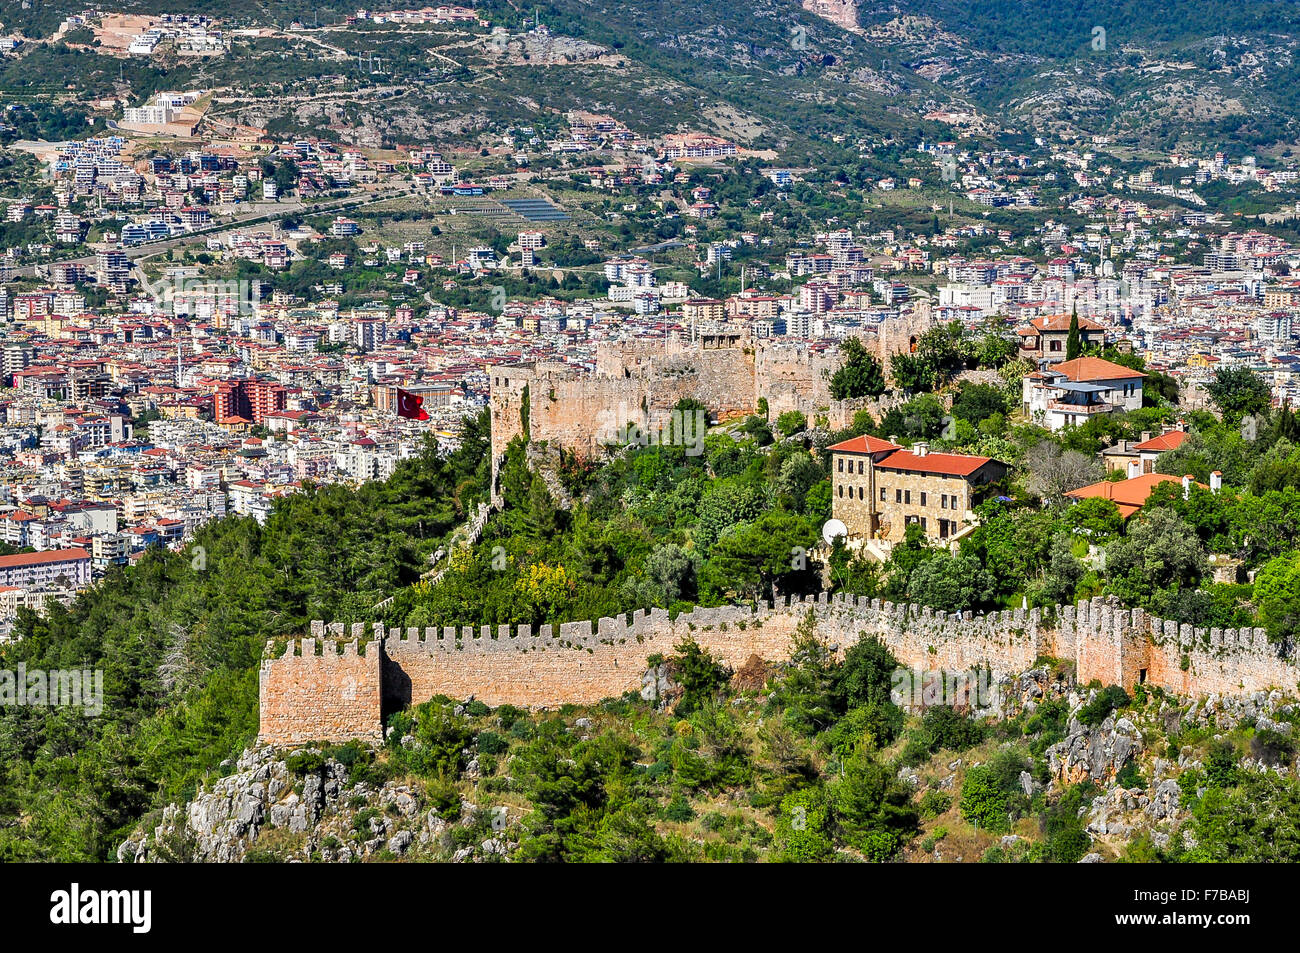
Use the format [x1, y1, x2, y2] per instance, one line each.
[257, 596, 1300, 746]
[258, 634, 383, 746]
[486, 322, 934, 496]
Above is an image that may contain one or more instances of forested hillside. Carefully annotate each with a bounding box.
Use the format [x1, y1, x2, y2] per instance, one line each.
[0, 418, 490, 861]
[6, 346, 1300, 860]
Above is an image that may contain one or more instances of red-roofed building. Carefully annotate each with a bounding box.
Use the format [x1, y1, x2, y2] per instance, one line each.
[1066, 472, 1207, 520]
[1099, 424, 1189, 476]
[1022, 356, 1145, 431]
[1015, 312, 1106, 363]
[828, 437, 1008, 543]
[0, 547, 91, 589]
[1133, 428, 1187, 455]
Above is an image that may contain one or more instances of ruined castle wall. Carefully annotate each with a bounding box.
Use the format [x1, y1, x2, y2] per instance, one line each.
[823, 393, 907, 431]
[490, 339, 849, 472]
[650, 349, 757, 419]
[488, 365, 536, 465]
[1144, 619, 1295, 697]
[490, 316, 958, 470]
[754, 343, 840, 417]
[257, 630, 382, 746]
[258, 598, 1300, 746]
[525, 374, 646, 457]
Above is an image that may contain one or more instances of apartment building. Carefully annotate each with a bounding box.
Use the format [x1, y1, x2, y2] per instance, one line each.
[0, 548, 92, 589]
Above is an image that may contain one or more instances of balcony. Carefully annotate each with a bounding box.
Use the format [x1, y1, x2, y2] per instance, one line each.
[1047, 399, 1117, 415]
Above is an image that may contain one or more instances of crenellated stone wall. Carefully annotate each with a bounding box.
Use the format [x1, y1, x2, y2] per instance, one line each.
[258, 635, 382, 746]
[257, 596, 1300, 746]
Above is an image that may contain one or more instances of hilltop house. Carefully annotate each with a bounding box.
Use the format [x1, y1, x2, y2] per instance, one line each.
[1022, 356, 1145, 431]
[1016, 313, 1106, 363]
[828, 435, 1008, 544]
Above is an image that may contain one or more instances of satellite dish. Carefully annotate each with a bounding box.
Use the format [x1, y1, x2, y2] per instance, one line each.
[822, 519, 848, 546]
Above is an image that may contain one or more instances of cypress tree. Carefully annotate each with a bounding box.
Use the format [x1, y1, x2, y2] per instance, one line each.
[1065, 304, 1082, 360]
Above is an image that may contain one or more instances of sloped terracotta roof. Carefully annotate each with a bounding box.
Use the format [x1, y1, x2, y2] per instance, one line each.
[1133, 430, 1187, 453]
[1065, 473, 1201, 519]
[1024, 313, 1106, 333]
[826, 435, 900, 455]
[1053, 356, 1146, 381]
[876, 449, 999, 478]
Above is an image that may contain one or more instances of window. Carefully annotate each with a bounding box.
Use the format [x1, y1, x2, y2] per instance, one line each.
[858, 460, 864, 474]
[1050, 340, 1061, 352]
[880, 487, 886, 502]
[904, 490, 911, 504]
[858, 487, 864, 500]
[895, 489, 902, 503]
[920, 492, 927, 506]
[837, 485, 842, 497]
[921, 518, 927, 531]
[837, 459, 843, 472]
[941, 494, 948, 509]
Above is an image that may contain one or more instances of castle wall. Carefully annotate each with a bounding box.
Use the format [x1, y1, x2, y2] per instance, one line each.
[488, 307, 940, 470]
[257, 631, 382, 746]
[1143, 619, 1294, 697]
[258, 597, 1300, 746]
[488, 340, 834, 474]
[754, 343, 839, 416]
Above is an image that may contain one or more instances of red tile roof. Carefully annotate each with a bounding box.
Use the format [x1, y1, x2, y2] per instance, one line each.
[1133, 430, 1186, 453]
[876, 449, 998, 477]
[1065, 473, 1201, 518]
[1053, 356, 1146, 381]
[826, 435, 900, 455]
[0, 547, 90, 568]
[1023, 313, 1106, 333]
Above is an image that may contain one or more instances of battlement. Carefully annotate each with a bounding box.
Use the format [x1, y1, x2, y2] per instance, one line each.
[257, 595, 1300, 746]
[258, 632, 382, 746]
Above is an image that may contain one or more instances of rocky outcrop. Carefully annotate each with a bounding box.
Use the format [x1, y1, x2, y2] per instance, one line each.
[117, 746, 508, 864]
[1046, 704, 1143, 785]
[1147, 778, 1181, 821]
[802, 0, 860, 33]
[1185, 690, 1296, 733]
[996, 667, 1074, 720]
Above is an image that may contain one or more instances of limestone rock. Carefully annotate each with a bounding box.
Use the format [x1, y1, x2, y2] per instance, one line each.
[1147, 779, 1181, 821]
[1046, 713, 1143, 785]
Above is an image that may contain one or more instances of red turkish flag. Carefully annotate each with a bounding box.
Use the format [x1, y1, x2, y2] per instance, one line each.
[396, 387, 429, 420]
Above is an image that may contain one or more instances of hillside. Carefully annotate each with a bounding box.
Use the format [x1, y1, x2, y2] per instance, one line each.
[6, 356, 1300, 861]
[846, 0, 1300, 152]
[117, 644, 1300, 864]
[9, 0, 1300, 156]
